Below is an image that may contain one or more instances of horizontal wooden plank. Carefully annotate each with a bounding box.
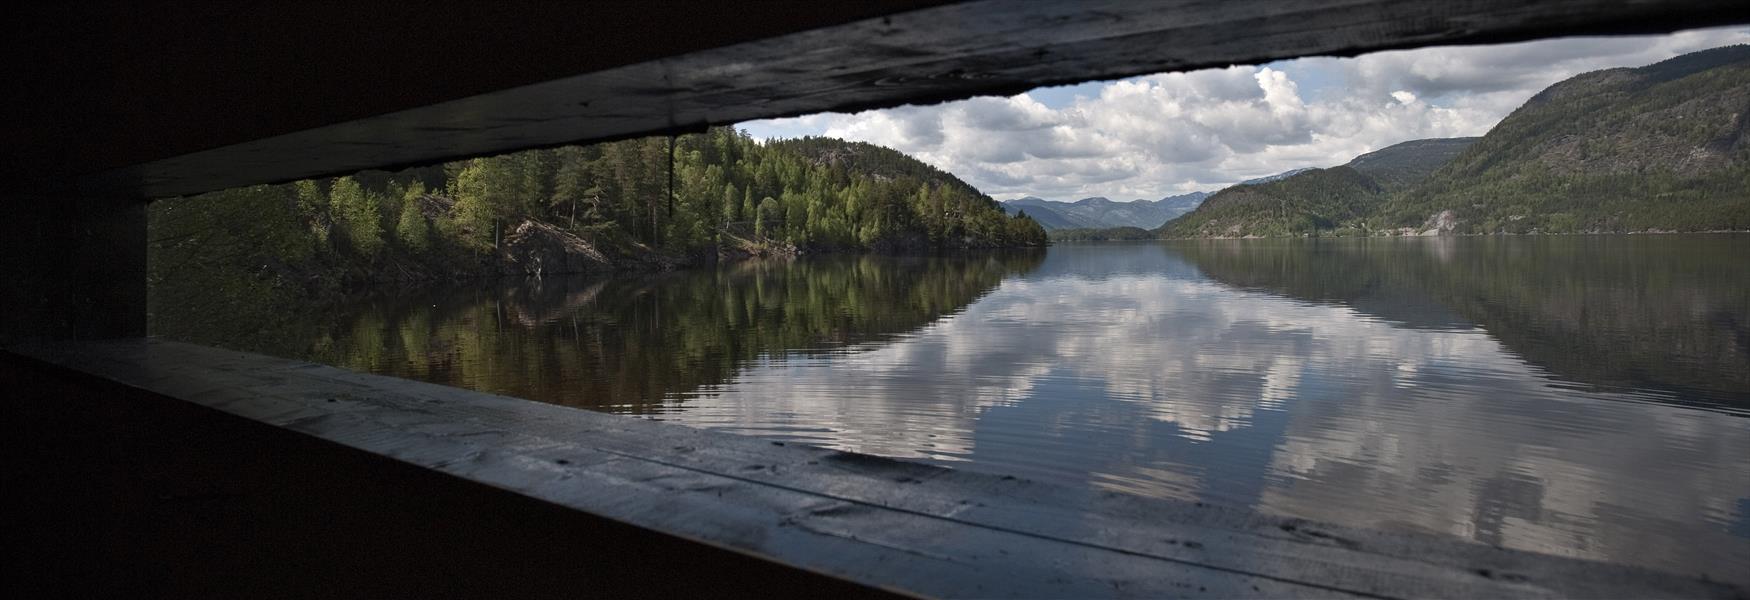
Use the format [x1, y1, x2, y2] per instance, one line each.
[6, 2, 953, 184]
[8, 338, 1741, 599]
[66, 0, 1750, 199]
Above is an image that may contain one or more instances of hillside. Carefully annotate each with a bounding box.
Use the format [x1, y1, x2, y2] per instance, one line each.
[1159, 137, 1476, 237]
[1234, 167, 1316, 187]
[1346, 137, 1481, 189]
[1001, 198, 1084, 229]
[1152, 192, 1213, 221]
[765, 137, 988, 201]
[1162, 45, 1750, 238]
[1175, 237, 1750, 406]
[1003, 191, 1209, 229]
[1380, 45, 1750, 233]
[1160, 167, 1385, 237]
[1050, 226, 1157, 241]
[149, 129, 1048, 340]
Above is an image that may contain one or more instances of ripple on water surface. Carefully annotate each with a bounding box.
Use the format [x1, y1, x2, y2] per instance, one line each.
[217, 238, 1750, 580]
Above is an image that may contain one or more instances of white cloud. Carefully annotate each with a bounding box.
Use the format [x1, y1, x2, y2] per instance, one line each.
[737, 27, 1750, 200]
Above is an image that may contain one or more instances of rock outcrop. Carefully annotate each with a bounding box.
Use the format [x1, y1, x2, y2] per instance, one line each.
[498, 220, 680, 277]
[1419, 210, 1460, 236]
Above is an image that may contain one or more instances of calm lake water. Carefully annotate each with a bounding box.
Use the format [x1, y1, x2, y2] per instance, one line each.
[182, 235, 1750, 578]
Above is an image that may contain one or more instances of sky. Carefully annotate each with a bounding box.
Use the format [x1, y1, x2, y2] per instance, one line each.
[738, 27, 1750, 201]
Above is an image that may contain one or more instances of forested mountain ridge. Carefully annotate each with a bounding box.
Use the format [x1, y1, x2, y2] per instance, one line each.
[148, 128, 1046, 339]
[1050, 226, 1159, 241]
[1345, 137, 1480, 189]
[1234, 168, 1316, 187]
[1159, 166, 1386, 237]
[1175, 237, 1750, 406]
[1159, 137, 1476, 237]
[1381, 45, 1750, 233]
[765, 137, 988, 200]
[1160, 45, 1750, 238]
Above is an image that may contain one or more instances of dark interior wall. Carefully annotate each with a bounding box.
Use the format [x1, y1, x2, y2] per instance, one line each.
[13, 1, 1750, 200]
[1, 1, 943, 344]
[0, 195, 144, 344]
[5, 1, 950, 186]
[0, 352, 895, 599]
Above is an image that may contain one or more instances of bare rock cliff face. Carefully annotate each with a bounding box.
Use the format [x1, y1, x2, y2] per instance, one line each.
[1419, 210, 1460, 236]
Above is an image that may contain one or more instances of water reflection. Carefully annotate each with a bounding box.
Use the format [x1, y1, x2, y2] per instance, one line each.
[172, 237, 1750, 579]
[1177, 236, 1750, 407]
[284, 252, 1046, 412]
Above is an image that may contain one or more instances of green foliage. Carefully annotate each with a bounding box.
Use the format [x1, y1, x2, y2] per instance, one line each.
[1050, 226, 1157, 241]
[1158, 46, 1750, 239]
[148, 127, 1048, 337]
[148, 185, 328, 350]
[306, 128, 1041, 256]
[755, 196, 780, 239]
[1160, 167, 1382, 238]
[450, 159, 508, 247]
[328, 176, 384, 256]
[293, 179, 330, 245]
[1005, 213, 1051, 246]
[396, 197, 430, 251]
[1344, 138, 1479, 190]
[1380, 46, 1750, 234]
[164, 251, 1045, 406]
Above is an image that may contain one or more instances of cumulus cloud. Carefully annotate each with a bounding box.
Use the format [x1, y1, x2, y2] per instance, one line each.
[737, 27, 1750, 200]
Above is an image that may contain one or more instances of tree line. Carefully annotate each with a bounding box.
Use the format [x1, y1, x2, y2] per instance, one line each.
[158, 127, 1045, 266]
[148, 128, 1047, 338]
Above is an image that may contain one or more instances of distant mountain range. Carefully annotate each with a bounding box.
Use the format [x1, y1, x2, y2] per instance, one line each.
[1001, 192, 1209, 230]
[1001, 168, 1357, 232]
[1161, 44, 1750, 237]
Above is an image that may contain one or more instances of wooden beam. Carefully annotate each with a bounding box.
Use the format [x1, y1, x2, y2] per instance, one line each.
[65, 0, 1750, 200]
[5, 2, 952, 187]
[10, 339, 1743, 598]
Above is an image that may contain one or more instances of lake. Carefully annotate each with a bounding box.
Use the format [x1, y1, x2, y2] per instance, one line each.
[169, 235, 1750, 578]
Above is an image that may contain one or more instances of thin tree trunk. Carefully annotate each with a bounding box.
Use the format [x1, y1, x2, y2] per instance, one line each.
[667, 136, 676, 219]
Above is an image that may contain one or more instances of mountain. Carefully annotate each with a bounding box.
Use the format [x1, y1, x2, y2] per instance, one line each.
[1003, 192, 1210, 230]
[1345, 137, 1481, 189]
[1159, 166, 1385, 237]
[1380, 45, 1750, 233]
[1162, 45, 1750, 238]
[148, 128, 1051, 335]
[768, 137, 987, 200]
[1002, 197, 1087, 229]
[1174, 238, 1750, 407]
[1160, 137, 1476, 237]
[1153, 192, 1213, 221]
[1235, 167, 1316, 186]
[1049, 226, 1158, 241]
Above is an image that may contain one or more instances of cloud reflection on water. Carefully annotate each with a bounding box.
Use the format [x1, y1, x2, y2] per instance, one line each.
[666, 242, 1750, 578]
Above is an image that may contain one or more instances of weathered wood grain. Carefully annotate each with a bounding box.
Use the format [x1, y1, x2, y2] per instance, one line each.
[73, 0, 1750, 199]
[11, 339, 1742, 599]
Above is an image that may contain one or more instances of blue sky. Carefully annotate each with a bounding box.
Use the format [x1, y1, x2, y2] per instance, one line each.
[737, 27, 1749, 201]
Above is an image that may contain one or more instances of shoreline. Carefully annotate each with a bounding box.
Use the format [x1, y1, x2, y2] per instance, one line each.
[1150, 229, 1750, 241]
